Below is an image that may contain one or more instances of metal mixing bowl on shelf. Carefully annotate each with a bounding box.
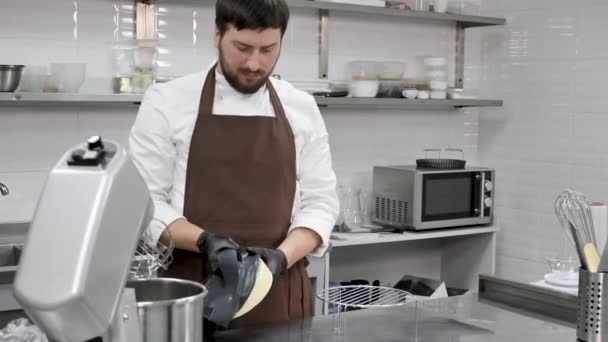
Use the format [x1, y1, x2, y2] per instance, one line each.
[0, 65, 24, 92]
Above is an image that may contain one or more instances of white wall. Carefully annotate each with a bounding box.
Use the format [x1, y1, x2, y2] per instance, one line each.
[0, 0, 482, 223]
[480, 0, 608, 282]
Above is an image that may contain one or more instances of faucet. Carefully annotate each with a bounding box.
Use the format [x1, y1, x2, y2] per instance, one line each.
[0, 182, 8, 196]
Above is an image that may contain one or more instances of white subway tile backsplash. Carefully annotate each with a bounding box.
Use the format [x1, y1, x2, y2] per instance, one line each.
[481, 0, 608, 282]
[0, 107, 81, 173]
[77, 110, 138, 146]
[0, 0, 75, 40]
[575, 60, 608, 113]
[495, 256, 547, 283]
[0, 171, 47, 223]
[577, 5, 608, 58]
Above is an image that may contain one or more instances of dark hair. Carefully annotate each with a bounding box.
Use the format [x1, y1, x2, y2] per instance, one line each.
[216, 0, 290, 37]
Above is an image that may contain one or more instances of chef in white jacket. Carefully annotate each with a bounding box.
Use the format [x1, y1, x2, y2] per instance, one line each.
[129, 0, 339, 325]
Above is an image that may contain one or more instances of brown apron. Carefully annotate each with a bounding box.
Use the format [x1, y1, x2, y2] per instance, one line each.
[162, 65, 312, 325]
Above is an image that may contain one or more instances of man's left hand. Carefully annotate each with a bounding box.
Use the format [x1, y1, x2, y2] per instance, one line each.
[249, 247, 287, 280]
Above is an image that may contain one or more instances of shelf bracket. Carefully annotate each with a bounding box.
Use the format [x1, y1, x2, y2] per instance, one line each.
[455, 22, 465, 89]
[318, 9, 329, 79]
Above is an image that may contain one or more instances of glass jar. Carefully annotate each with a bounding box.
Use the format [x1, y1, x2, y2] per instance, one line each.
[342, 187, 364, 231]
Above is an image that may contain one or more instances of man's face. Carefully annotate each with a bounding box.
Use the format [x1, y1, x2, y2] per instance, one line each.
[214, 25, 282, 94]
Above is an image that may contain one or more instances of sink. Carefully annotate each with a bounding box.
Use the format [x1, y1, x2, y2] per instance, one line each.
[0, 244, 22, 284]
[0, 245, 21, 268]
[0, 222, 28, 238]
[0, 224, 27, 310]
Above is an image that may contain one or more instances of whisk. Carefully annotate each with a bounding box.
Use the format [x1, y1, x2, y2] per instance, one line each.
[129, 228, 174, 279]
[555, 189, 600, 272]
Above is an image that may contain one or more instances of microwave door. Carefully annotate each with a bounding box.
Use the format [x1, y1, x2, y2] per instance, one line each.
[421, 172, 482, 222]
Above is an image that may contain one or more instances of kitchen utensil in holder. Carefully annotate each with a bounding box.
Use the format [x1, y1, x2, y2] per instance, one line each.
[577, 268, 608, 341]
[317, 285, 413, 334]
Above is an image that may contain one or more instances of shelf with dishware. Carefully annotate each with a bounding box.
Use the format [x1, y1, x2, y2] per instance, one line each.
[0, 92, 502, 109]
[287, 0, 506, 27]
[160, 0, 506, 82]
[315, 97, 503, 109]
[170, 0, 505, 27]
[0, 92, 142, 104]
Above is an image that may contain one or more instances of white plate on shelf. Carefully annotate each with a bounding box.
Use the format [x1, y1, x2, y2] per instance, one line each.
[543, 272, 578, 288]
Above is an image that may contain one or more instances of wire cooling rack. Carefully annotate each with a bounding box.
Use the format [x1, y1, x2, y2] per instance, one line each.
[317, 285, 413, 309]
[317, 285, 414, 335]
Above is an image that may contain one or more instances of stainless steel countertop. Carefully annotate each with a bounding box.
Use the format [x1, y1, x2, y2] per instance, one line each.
[0, 291, 576, 341]
[213, 293, 576, 342]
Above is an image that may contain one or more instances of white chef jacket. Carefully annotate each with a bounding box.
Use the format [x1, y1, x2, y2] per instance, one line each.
[129, 62, 339, 257]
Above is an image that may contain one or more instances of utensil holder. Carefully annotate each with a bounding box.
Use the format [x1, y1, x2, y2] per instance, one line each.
[577, 268, 608, 341]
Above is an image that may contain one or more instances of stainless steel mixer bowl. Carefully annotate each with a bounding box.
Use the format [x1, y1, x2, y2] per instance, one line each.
[126, 277, 207, 342]
[0, 65, 24, 92]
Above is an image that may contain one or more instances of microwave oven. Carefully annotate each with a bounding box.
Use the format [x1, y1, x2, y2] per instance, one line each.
[372, 165, 494, 230]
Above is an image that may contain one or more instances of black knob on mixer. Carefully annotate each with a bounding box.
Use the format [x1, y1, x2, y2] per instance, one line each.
[87, 135, 104, 151]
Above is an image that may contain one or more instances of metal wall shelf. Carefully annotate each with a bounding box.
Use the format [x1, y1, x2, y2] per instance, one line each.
[0, 92, 503, 110]
[179, 0, 506, 28]
[0, 92, 142, 103]
[287, 0, 506, 28]
[315, 97, 503, 109]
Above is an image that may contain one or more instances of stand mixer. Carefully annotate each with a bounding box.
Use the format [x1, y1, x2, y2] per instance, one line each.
[12, 137, 206, 342]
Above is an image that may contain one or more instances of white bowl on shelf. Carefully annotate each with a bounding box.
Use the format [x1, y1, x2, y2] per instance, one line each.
[402, 88, 418, 99]
[349, 80, 379, 98]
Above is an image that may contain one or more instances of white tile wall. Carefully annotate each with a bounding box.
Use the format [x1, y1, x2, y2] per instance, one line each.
[480, 1, 608, 282]
[0, 2, 480, 246]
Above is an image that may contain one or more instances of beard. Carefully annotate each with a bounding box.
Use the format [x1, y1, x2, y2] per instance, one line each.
[218, 45, 277, 95]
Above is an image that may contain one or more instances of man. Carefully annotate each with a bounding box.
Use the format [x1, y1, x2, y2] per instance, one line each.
[129, 0, 339, 326]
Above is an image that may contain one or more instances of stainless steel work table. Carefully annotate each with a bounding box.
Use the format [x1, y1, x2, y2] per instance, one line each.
[0, 277, 578, 341]
[213, 292, 575, 342]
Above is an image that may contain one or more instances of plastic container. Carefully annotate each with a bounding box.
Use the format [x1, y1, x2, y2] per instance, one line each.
[378, 61, 406, 80]
[386, 0, 410, 9]
[349, 80, 379, 97]
[447, 88, 479, 99]
[348, 61, 379, 80]
[377, 80, 404, 98]
[16, 65, 47, 93]
[417, 90, 430, 99]
[430, 90, 446, 99]
[432, 0, 448, 12]
[423, 57, 447, 68]
[429, 79, 448, 91]
[447, 0, 481, 15]
[427, 69, 448, 80]
[46, 63, 86, 93]
[133, 40, 158, 73]
[108, 42, 136, 77]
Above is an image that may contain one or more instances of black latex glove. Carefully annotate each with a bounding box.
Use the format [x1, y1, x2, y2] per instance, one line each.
[196, 232, 240, 269]
[248, 247, 288, 280]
